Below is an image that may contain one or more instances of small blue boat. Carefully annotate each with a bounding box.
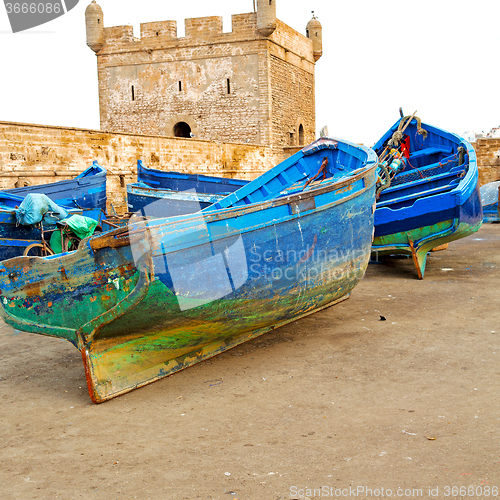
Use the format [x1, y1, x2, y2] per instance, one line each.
[0, 192, 81, 260]
[127, 161, 249, 216]
[4, 161, 107, 222]
[480, 180, 500, 222]
[127, 182, 228, 217]
[0, 137, 377, 402]
[372, 114, 483, 279]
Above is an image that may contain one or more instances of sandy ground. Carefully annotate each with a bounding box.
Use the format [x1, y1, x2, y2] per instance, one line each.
[1, 224, 499, 500]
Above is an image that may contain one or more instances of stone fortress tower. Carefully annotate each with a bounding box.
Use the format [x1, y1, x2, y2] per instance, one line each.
[85, 0, 322, 150]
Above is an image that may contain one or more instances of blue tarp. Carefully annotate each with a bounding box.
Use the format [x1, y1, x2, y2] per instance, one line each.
[15, 193, 69, 226]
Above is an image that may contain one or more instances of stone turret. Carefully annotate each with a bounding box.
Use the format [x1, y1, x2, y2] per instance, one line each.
[257, 0, 276, 37]
[306, 12, 322, 61]
[85, 0, 104, 53]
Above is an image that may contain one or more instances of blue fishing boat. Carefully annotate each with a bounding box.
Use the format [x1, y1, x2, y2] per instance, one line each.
[127, 182, 227, 216]
[372, 114, 482, 278]
[0, 137, 377, 403]
[136, 160, 248, 192]
[127, 161, 249, 216]
[480, 180, 500, 222]
[4, 161, 107, 222]
[0, 192, 81, 260]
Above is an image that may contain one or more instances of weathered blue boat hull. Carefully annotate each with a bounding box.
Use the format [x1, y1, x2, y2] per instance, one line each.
[127, 161, 249, 216]
[136, 160, 248, 194]
[127, 183, 225, 217]
[372, 117, 482, 278]
[4, 161, 107, 222]
[482, 203, 499, 222]
[0, 138, 378, 402]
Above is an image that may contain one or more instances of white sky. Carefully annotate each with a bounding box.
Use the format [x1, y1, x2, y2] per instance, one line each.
[0, 0, 499, 146]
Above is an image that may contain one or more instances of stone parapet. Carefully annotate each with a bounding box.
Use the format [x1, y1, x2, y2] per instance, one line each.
[472, 139, 500, 185]
[0, 121, 280, 214]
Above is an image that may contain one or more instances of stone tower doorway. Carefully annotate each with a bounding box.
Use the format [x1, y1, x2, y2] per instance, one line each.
[174, 122, 192, 138]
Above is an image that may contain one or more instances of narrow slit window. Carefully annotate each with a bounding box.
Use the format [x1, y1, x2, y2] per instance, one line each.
[131, 85, 135, 101]
[179, 81, 182, 91]
[298, 124, 304, 145]
[227, 79, 231, 94]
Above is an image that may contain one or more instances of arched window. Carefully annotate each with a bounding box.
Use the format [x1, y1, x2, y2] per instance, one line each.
[298, 124, 305, 145]
[174, 122, 192, 138]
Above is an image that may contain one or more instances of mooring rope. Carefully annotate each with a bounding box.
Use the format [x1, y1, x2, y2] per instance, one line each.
[388, 115, 428, 148]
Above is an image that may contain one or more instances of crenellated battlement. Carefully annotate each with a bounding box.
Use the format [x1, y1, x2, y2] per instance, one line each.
[140, 20, 178, 39]
[105, 13, 259, 47]
[103, 25, 134, 43]
[184, 16, 223, 38]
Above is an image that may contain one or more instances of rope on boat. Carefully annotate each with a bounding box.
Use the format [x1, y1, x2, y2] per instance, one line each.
[388, 115, 428, 148]
[404, 159, 425, 179]
[376, 163, 391, 198]
[457, 146, 466, 166]
[304, 157, 329, 189]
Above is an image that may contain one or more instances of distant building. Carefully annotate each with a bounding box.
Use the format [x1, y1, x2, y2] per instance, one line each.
[463, 126, 500, 143]
[85, 0, 323, 150]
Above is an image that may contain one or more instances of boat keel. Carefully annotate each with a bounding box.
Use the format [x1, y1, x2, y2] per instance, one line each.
[407, 234, 427, 280]
[81, 293, 351, 403]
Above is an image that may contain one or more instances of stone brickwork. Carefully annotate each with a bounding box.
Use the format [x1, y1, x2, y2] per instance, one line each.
[270, 53, 315, 148]
[93, 10, 318, 148]
[0, 4, 324, 219]
[0, 121, 279, 214]
[473, 139, 500, 185]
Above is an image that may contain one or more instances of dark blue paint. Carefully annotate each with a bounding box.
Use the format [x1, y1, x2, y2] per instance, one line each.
[137, 160, 249, 194]
[373, 118, 482, 238]
[127, 183, 225, 217]
[0, 162, 106, 260]
[127, 161, 250, 216]
[4, 161, 107, 222]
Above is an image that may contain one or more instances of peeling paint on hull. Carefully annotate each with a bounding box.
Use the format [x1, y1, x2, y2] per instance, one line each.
[0, 139, 377, 403]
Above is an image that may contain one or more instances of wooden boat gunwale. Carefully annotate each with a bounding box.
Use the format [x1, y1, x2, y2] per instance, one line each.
[92, 163, 374, 252]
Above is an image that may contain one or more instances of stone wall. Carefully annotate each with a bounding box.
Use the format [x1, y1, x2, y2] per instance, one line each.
[473, 139, 500, 185]
[0, 121, 280, 213]
[270, 54, 315, 148]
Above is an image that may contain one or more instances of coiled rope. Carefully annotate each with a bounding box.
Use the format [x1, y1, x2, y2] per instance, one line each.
[388, 115, 428, 148]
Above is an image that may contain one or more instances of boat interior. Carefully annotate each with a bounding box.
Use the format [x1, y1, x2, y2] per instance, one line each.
[376, 137, 468, 211]
[210, 139, 372, 211]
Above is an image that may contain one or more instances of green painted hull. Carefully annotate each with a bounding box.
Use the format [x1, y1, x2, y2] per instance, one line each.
[0, 139, 378, 402]
[372, 219, 482, 278]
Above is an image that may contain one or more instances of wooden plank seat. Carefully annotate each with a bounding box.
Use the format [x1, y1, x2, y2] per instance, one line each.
[377, 179, 461, 208]
[409, 145, 454, 161]
[382, 169, 466, 196]
[391, 154, 464, 187]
